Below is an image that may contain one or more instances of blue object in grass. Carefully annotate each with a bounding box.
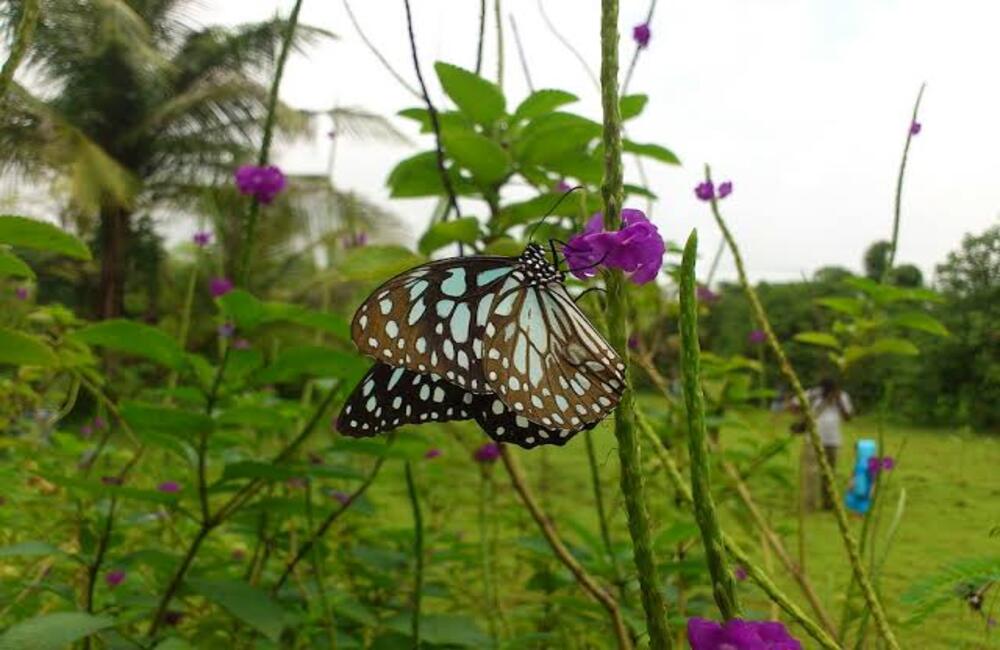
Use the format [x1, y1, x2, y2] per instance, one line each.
[845, 439, 878, 514]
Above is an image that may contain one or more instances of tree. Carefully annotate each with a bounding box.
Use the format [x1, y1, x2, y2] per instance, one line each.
[863, 240, 892, 280]
[889, 263, 923, 287]
[0, 0, 326, 317]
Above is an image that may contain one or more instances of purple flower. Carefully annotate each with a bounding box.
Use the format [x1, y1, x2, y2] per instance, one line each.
[563, 209, 665, 285]
[14, 287, 28, 300]
[210, 277, 234, 298]
[695, 181, 715, 201]
[425, 448, 442, 459]
[868, 456, 896, 475]
[697, 285, 719, 303]
[193, 231, 212, 247]
[688, 617, 802, 650]
[234, 165, 287, 204]
[734, 565, 748, 581]
[329, 490, 351, 505]
[101, 476, 123, 486]
[232, 338, 251, 350]
[81, 424, 93, 438]
[881, 456, 895, 471]
[474, 442, 501, 464]
[910, 121, 922, 135]
[93, 416, 107, 430]
[633, 23, 651, 48]
[218, 322, 235, 338]
[157, 481, 181, 493]
[628, 334, 640, 350]
[343, 232, 368, 249]
[105, 569, 126, 588]
[718, 181, 733, 199]
[553, 179, 572, 193]
[748, 329, 766, 345]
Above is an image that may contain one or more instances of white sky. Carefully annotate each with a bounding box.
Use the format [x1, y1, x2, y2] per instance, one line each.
[197, 0, 1000, 284]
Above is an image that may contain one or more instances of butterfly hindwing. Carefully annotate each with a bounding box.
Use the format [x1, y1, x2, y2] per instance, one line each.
[474, 394, 597, 449]
[351, 257, 518, 393]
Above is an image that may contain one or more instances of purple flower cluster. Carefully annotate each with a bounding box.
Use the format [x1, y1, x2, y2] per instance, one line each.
[910, 121, 922, 136]
[697, 285, 719, 304]
[867, 456, 895, 474]
[474, 442, 501, 464]
[425, 448, 442, 460]
[329, 490, 351, 505]
[14, 286, 29, 300]
[193, 231, 212, 247]
[748, 329, 767, 345]
[553, 179, 572, 194]
[633, 22, 651, 48]
[564, 209, 665, 285]
[157, 481, 181, 493]
[210, 277, 234, 298]
[80, 415, 107, 438]
[105, 569, 126, 588]
[234, 165, 286, 204]
[688, 617, 802, 650]
[695, 180, 733, 202]
[218, 322, 236, 338]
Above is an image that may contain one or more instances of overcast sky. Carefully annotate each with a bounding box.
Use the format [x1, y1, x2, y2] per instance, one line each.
[196, 0, 999, 284]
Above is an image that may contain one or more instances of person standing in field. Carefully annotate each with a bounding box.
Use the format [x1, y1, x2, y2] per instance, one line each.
[791, 377, 854, 510]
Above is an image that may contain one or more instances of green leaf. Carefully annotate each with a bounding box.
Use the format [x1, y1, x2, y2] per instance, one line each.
[441, 126, 510, 185]
[623, 140, 681, 164]
[337, 245, 425, 282]
[0, 612, 113, 650]
[434, 62, 505, 125]
[0, 541, 62, 557]
[0, 327, 57, 366]
[482, 237, 524, 256]
[620, 94, 649, 120]
[154, 639, 195, 650]
[516, 112, 601, 166]
[512, 89, 578, 121]
[793, 331, 841, 349]
[120, 403, 213, 438]
[868, 338, 920, 356]
[0, 216, 91, 260]
[73, 320, 185, 369]
[0, 250, 34, 278]
[891, 311, 950, 337]
[188, 579, 286, 641]
[264, 303, 350, 342]
[815, 296, 864, 316]
[218, 290, 266, 330]
[386, 151, 451, 198]
[386, 613, 491, 647]
[496, 193, 577, 229]
[217, 405, 293, 430]
[418, 217, 481, 255]
[257, 347, 368, 384]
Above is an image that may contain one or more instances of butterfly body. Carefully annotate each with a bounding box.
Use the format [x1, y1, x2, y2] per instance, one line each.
[338, 243, 624, 448]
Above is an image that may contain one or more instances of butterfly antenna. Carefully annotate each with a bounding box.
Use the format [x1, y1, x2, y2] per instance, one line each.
[565, 250, 611, 276]
[526, 185, 584, 243]
[573, 286, 608, 303]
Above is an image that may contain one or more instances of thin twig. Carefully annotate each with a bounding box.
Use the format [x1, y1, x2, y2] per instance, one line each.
[620, 0, 658, 97]
[884, 83, 926, 278]
[508, 13, 534, 93]
[405, 461, 424, 648]
[343, 0, 421, 99]
[493, 0, 504, 87]
[537, 0, 599, 91]
[475, 0, 486, 74]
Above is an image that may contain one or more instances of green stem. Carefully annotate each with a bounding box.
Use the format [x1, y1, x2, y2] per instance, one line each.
[599, 0, 671, 646]
[405, 461, 424, 649]
[240, 0, 305, 286]
[678, 229, 741, 620]
[478, 470, 498, 646]
[0, 0, 38, 100]
[474, 0, 486, 74]
[704, 164, 899, 649]
[493, 0, 504, 87]
[883, 84, 926, 279]
[585, 429, 626, 601]
[166, 264, 199, 395]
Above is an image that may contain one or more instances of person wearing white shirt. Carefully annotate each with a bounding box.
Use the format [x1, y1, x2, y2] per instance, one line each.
[793, 377, 854, 509]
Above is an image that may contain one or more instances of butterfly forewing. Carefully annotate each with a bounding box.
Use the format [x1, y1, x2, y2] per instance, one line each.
[483, 277, 625, 429]
[351, 257, 518, 393]
[336, 362, 589, 448]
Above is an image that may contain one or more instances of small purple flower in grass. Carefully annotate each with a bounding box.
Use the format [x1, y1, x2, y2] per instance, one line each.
[697, 285, 719, 303]
[688, 617, 802, 650]
[882, 456, 895, 471]
[733, 565, 748, 581]
[553, 179, 572, 194]
[748, 329, 766, 345]
[474, 442, 501, 464]
[695, 181, 715, 201]
[633, 23, 651, 48]
[425, 448, 442, 460]
[232, 338, 251, 350]
[193, 231, 212, 247]
[234, 165, 286, 204]
[93, 416, 107, 429]
[329, 490, 351, 505]
[105, 569, 126, 588]
[81, 424, 93, 438]
[210, 277, 233, 298]
[14, 287, 29, 300]
[718, 181, 733, 199]
[910, 121, 922, 135]
[157, 481, 181, 493]
[564, 209, 665, 285]
[218, 322, 235, 338]
[628, 334, 640, 350]
[101, 476, 123, 486]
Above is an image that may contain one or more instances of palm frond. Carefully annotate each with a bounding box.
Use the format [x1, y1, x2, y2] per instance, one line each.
[901, 555, 1000, 625]
[320, 106, 412, 145]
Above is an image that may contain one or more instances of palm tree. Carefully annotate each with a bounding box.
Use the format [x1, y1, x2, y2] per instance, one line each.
[0, 0, 327, 318]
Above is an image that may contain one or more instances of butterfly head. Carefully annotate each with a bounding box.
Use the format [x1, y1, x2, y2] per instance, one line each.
[520, 243, 563, 286]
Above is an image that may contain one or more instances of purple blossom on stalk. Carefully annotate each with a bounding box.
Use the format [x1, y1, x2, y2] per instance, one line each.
[695, 181, 715, 201]
[157, 481, 181, 493]
[93, 416, 107, 429]
[748, 329, 766, 345]
[867, 456, 896, 475]
[687, 617, 802, 650]
[14, 287, 28, 300]
[209, 277, 233, 298]
[910, 121, 922, 135]
[425, 448, 442, 459]
[553, 179, 572, 193]
[473, 442, 501, 464]
[234, 164, 287, 204]
[628, 334, 640, 350]
[882, 456, 895, 470]
[563, 209, 665, 285]
[232, 338, 251, 350]
[733, 565, 748, 581]
[330, 490, 351, 505]
[697, 285, 719, 303]
[105, 569, 126, 588]
[633, 23, 651, 48]
[718, 181, 733, 199]
[81, 424, 93, 438]
[193, 231, 212, 247]
[218, 322, 235, 338]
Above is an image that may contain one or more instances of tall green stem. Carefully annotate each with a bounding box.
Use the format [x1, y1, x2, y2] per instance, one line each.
[704, 164, 899, 649]
[478, 471, 498, 646]
[585, 430, 626, 601]
[678, 230, 741, 620]
[883, 84, 926, 279]
[240, 0, 305, 285]
[405, 461, 424, 649]
[599, 0, 671, 646]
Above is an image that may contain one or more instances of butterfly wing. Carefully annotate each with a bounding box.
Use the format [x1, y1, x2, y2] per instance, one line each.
[351, 256, 517, 393]
[482, 278, 625, 429]
[336, 362, 589, 449]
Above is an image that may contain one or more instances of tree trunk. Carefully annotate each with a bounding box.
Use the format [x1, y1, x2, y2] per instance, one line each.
[98, 206, 129, 319]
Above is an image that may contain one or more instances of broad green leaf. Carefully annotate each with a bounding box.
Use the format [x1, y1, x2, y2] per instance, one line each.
[264, 303, 350, 342]
[120, 403, 213, 437]
[496, 193, 577, 229]
[623, 140, 680, 164]
[73, 320, 185, 369]
[483, 237, 524, 256]
[434, 62, 506, 125]
[624, 183, 657, 199]
[0, 541, 61, 557]
[0, 612, 113, 650]
[0, 250, 34, 278]
[620, 94, 649, 120]
[516, 112, 601, 166]
[793, 331, 841, 349]
[868, 337, 920, 356]
[386, 151, 452, 198]
[218, 290, 266, 330]
[0, 327, 57, 366]
[396, 108, 468, 134]
[257, 347, 368, 384]
[418, 217, 481, 255]
[385, 613, 491, 647]
[441, 126, 510, 185]
[217, 405, 293, 430]
[891, 311, 949, 337]
[512, 89, 578, 121]
[188, 579, 286, 641]
[815, 296, 864, 316]
[337, 245, 425, 282]
[0, 215, 91, 260]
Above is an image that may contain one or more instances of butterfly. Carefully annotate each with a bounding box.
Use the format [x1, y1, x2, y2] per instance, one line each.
[335, 243, 625, 448]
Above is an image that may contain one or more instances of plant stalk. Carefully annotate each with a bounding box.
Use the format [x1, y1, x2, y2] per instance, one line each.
[405, 461, 424, 649]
